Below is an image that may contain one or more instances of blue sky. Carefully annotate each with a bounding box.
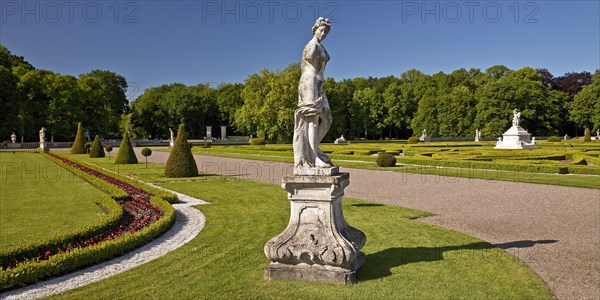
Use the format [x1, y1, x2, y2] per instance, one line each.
[1, 0, 598, 100]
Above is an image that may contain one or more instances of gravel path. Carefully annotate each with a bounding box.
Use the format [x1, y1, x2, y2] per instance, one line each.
[1, 188, 208, 300]
[139, 149, 599, 300]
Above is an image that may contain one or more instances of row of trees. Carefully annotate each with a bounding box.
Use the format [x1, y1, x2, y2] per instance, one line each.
[130, 64, 599, 142]
[0, 45, 129, 142]
[2, 43, 598, 143]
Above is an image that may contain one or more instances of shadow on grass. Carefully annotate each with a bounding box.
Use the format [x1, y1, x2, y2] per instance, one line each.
[359, 239, 559, 281]
[359, 242, 493, 281]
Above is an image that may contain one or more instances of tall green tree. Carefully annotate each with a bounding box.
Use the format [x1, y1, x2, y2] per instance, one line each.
[164, 84, 218, 137]
[130, 83, 184, 139]
[475, 67, 563, 136]
[45, 74, 80, 142]
[570, 70, 600, 132]
[235, 64, 299, 143]
[78, 70, 128, 137]
[216, 83, 244, 132]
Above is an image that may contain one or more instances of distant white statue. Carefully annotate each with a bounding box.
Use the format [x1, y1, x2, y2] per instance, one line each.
[293, 17, 333, 173]
[596, 129, 600, 141]
[10, 132, 16, 143]
[84, 129, 91, 142]
[419, 129, 430, 142]
[496, 136, 502, 145]
[512, 109, 521, 127]
[334, 135, 347, 144]
[563, 134, 569, 140]
[475, 129, 481, 142]
[169, 128, 174, 147]
[39, 127, 46, 143]
[531, 137, 536, 145]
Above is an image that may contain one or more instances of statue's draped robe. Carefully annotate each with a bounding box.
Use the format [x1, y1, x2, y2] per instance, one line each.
[294, 39, 333, 169]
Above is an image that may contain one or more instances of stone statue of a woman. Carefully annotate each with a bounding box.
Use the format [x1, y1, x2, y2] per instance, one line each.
[293, 17, 334, 175]
[512, 108, 521, 127]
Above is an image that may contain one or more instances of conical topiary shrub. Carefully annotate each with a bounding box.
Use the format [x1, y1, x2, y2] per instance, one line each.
[114, 132, 138, 164]
[89, 135, 105, 158]
[71, 122, 86, 154]
[165, 124, 198, 177]
[583, 128, 592, 142]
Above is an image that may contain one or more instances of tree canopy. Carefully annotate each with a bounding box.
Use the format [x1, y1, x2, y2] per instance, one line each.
[1, 44, 597, 143]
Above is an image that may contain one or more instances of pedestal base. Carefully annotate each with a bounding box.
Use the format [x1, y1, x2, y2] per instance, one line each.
[264, 173, 366, 285]
[265, 252, 365, 284]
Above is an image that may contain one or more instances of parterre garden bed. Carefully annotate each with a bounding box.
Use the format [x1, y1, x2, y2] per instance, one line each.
[0, 152, 176, 291]
[190, 142, 600, 176]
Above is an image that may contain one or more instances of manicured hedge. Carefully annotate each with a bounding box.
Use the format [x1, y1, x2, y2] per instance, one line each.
[70, 122, 86, 154]
[89, 135, 105, 158]
[249, 138, 266, 145]
[0, 193, 122, 270]
[165, 124, 198, 178]
[0, 196, 174, 290]
[66, 156, 179, 204]
[396, 157, 570, 174]
[44, 153, 128, 200]
[377, 153, 397, 167]
[0, 153, 177, 290]
[114, 132, 138, 164]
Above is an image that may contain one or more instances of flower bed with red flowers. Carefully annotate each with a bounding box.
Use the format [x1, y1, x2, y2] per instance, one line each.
[0, 152, 176, 290]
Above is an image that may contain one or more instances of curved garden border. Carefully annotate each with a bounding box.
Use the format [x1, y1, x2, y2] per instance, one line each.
[0, 153, 176, 290]
[0, 194, 207, 300]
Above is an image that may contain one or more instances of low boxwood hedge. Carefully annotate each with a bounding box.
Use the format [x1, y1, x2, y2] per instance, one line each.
[0, 193, 122, 270]
[0, 196, 174, 291]
[44, 153, 128, 200]
[0, 154, 177, 290]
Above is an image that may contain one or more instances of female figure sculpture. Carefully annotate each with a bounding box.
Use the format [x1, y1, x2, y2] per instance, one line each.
[293, 17, 333, 173]
[512, 109, 521, 127]
[39, 127, 46, 142]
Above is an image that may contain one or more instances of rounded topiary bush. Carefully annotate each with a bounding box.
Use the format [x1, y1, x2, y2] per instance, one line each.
[546, 136, 561, 143]
[249, 138, 266, 145]
[71, 122, 86, 154]
[114, 132, 138, 164]
[141, 148, 152, 157]
[165, 124, 198, 178]
[141, 148, 152, 168]
[89, 135, 105, 158]
[407, 137, 419, 144]
[105, 145, 113, 159]
[377, 153, 397, 167]
[583, 128, 592, 142]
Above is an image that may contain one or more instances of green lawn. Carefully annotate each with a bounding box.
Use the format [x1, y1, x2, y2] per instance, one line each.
[52, 154, 552, 299]
[0, 151, 107, 249]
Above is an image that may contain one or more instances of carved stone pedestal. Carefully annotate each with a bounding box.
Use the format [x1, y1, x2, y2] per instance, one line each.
[264, 173, 366, 284]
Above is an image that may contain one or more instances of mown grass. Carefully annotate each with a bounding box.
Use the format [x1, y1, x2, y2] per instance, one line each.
[0, 151, 107, 248]
[51, 155, 552, 299]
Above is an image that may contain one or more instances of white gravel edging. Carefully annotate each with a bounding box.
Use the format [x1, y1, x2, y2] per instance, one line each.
[1, 193, 208, 300]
